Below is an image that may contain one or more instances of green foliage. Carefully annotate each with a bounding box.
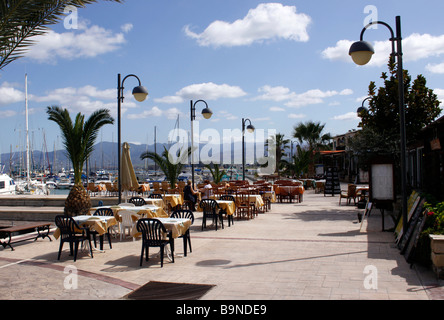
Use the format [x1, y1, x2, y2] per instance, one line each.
[0, 0, 122, 69]
[265, 133, 290, 175]
[358, 61, 441, 143]
[205, 163, 226, 184]
[414, 199, 444, 265]
[140, 146, 192, 188]
[351, 61, 441, 171]
[422, 201, 444, 236]
[283, 145, 310, 178]
[46, 106, 114, 184]
[292, 121, 331, 176]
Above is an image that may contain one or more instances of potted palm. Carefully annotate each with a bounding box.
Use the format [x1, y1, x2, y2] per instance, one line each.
[140, 146, 192, 188]
[205, 163, 226, 184]
[47, 106, 114, 216]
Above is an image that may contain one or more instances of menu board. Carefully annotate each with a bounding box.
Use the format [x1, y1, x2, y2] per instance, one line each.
[324, 167, 340, 196]
[370, 163, 395, 201]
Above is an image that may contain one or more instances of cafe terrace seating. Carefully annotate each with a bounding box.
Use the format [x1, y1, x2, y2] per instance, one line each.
[136, 218, 174, 267]
[219, 195, 235, 226]
[129, 196, 147, 206]
[200, 199, 223, 231]
[55, 215, 93, 262]
[91, 208, 114, 250]
[148, 193, 163, 199]
[170, 209, 194, 257]
[339, 184, 357, 206]
[236, 191, 253, 219]
[119, 210, 137, 241]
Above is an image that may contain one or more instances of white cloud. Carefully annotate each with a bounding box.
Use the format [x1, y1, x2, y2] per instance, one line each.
[434, 89, 444, 103]
[127, 106, 184, 120]
[426, 62, 444, 74]
[332, 112, 359, 121]
[285, 89, 340, 108]
[155, 82, 247, 103]
[288, 113, 305, 119]
[269, 106, 285, 112]
[0, 82, 25, 105]
[254, 85, 353, 108]
[121, 23, 133, 33]
[322, 33, 444, 67]
[184, 3, 311, 47]
[255, 85, 295, 101]
[26, 23, 126, 63]
[31, 85, 124, 115]
[0, 110, 17, 118]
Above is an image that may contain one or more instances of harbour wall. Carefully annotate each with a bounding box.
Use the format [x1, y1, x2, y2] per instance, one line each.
[0, 195, 119, 222]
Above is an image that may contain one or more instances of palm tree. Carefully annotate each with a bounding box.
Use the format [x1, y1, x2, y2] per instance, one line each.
[284, 145, 311, 178]
[205, 163, 226, 184]
[0, 0, 122, 69]
[265, 133, 290, 176]
[47, 106, 114, 216]
[140, 146, 192, 188]
[293, 121, 332, 177]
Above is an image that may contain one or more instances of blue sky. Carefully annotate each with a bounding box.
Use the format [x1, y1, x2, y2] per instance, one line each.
[2, 0, 444, 159]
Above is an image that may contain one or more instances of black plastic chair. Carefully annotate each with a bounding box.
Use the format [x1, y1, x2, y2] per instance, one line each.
[199, 199, 223, 231]
[91, 207, 114, 250]
[148, 193, 163, 199]
[55, 215, 93, 262]
[136, 218, 174, 267]
[129, 196, 147, 206]
[170, 210, 194, 257]
[219, 195, 235, 227]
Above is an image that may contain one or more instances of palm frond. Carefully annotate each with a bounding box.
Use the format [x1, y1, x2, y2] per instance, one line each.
[47, 105, 114, 184]
[0, 0, 123, 69]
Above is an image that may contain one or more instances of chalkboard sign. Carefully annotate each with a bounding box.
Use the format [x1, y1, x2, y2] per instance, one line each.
[324, 167, 340, 196]
[398, 198, 425, 252]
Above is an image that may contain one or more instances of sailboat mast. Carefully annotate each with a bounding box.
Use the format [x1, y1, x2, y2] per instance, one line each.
[25, 74, 30, 183]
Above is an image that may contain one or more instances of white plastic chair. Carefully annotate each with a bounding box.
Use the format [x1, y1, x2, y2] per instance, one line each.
[119, 210, 137, 241]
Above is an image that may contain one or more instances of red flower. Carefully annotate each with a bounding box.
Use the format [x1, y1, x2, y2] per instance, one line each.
[428, 211, 435, 216]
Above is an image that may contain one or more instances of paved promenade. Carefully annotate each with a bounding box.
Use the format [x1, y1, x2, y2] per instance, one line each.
[1, 188, 444, 301]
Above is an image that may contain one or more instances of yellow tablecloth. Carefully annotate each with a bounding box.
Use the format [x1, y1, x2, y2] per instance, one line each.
[261, 191, 276, 203]
[53, 215, 117, 240]
[198, 200, 236, 216]
[163, 194, 183, 208]
[231, 194, 264, 208]
[143, 198, 165, 208]
[113, 205, 168, 220]
[131, 218, 191, 239]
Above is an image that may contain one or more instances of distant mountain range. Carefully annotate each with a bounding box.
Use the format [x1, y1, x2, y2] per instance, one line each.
[2, 141, 265, 174]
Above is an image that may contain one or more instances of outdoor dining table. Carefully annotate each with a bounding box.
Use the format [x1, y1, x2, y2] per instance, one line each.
[260, 190, 276, 203]
[113, 205, 168, 220]
[275, 185, 305, 203]
[53, 215, 117, 240]
[200, 199, 236, 216]
[130, 217, 192, 239]
[230, 194, 265, 208]
[162, 194, 183, 209]
[143, 198, 165, 208]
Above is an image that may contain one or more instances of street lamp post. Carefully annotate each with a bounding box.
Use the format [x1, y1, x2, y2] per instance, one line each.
[190, 100, 213, 187]
[349, 16, 408, 234]
[117, 73, 148, 203]
[357, 97, 371, 115]
[242, 118, 255, 181]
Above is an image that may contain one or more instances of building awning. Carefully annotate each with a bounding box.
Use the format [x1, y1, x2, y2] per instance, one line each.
[319, 150, 346, 155]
